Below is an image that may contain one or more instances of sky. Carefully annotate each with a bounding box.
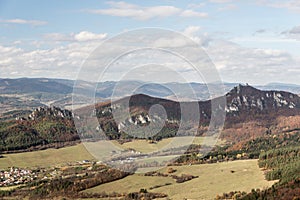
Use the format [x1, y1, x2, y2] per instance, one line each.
[1, 0, 300, 85]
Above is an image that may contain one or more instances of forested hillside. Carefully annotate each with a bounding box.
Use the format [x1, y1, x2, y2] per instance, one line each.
[0, 107, 78, 152]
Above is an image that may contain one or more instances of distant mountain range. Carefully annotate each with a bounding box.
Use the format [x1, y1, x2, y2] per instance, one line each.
[1, 77, 300, 114]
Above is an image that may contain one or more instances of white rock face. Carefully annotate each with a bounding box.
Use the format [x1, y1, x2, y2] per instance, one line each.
[96, 125, 101, 131]
[128, 118, 133, 123]
[251, 99, 257, 107]
[166, 118, 179, 123]
[257, 98, 264, 110]
[242, 95, 247, 103]
[138, 115, 147, 124]
[289, 102, 295, 109]
[225, 86, 299, 113]
[118, 122, 125, 131]
[146, 115, 151, 122]
[276, 93, 282, 98]
[273, 92, 288, 107]
[226, 105, 239, 112]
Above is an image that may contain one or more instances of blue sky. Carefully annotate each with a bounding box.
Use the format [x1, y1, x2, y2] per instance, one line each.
[1, 0, 300, 84]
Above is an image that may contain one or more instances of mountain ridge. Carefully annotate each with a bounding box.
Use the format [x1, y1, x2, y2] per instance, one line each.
[1, 84, 300, 151]
[92, 84, 300, 141]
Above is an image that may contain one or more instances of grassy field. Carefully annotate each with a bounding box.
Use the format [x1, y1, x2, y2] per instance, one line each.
[0, 144, 94, 169]
[0, 136, 224, 169]
[84, 159, 276, 200]
[0, 142, 276, 199]
[112, 136, 225, 153]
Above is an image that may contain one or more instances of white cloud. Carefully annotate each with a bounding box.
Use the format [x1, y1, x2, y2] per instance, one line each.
[207, 39, 300, 84]
[106, 1, 138, 9]
[44, 31, 107, 42]
[87, 3, 180, 20]
[256, 0, 300, 12]
[0, 18, 47, 26]
[180, 10, 208, 18]
[85, 1, 208, 20]
[218, 4, 237, 11]
[74, 31, 107, 42]
[209, 0, 233, 3]
[0, 41, 98, 79]
[1, 27, 300, 85]
[13, 40, 22, 45]
[187, 3, 207, 9]
[182, 26, 211, 46]
[44, 33, 72, 41]
[183, 26, 201, 37]
[149, 26, 211, 48]
[152, 37, 189, 48]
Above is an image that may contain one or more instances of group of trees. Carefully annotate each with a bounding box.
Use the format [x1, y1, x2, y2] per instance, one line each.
[0, 108, 79, 152]
[173, 131, 300, 166]
[259, 147, 300, 184]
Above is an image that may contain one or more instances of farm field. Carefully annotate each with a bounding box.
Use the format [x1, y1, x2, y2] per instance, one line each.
[84, 159, 276, 200]
[0, 136, 221, 169]
[0, 144, 94, 169]
[112, 136, 225, 153]
[0, 136, 226, 170]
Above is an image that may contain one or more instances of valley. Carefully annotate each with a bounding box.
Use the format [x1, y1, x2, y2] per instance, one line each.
[0, 141, 277, 200]
[0, 129, 298, 199]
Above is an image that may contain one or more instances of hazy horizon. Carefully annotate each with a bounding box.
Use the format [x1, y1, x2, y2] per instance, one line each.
[2, 76, 300, 87]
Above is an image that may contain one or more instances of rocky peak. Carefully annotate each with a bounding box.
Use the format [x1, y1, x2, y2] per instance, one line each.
[18, 106, 73, 121]
[225, 84, 300, 113]
[226, 84, 259, 97]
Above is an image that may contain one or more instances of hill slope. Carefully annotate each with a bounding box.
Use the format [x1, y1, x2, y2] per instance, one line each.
[0, 106, 78, 152]
[92, 84, 300, 141]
